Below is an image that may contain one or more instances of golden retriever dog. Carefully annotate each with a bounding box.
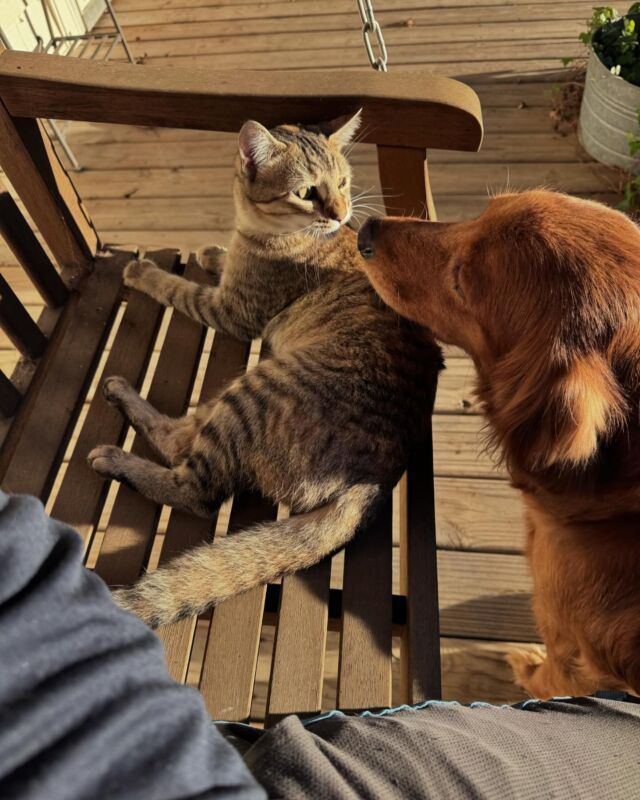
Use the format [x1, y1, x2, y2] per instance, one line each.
[357, 190, 640, 699]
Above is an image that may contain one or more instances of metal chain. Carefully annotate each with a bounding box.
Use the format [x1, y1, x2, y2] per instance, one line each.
[356, 0, 388, 72]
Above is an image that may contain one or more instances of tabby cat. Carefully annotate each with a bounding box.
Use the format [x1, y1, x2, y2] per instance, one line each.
[88, 112, 442, 628]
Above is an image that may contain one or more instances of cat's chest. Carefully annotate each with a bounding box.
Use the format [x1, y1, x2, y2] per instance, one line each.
[264, 275, 374, 354]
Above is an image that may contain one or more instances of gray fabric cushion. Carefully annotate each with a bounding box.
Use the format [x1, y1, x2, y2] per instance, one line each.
[238, 697, 640, 799]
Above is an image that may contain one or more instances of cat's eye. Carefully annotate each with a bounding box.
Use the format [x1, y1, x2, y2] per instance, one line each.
[338, 177, 348, 189]
[296, 186, 316, 201]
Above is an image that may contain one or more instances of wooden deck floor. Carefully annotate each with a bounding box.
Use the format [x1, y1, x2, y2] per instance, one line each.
[0, 0, 621, 715]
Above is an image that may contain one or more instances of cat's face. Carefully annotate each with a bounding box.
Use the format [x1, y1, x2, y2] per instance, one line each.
[234, 112, 361, 237]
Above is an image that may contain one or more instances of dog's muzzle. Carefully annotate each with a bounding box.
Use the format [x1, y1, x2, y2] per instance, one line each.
[357, 217, 381, 259]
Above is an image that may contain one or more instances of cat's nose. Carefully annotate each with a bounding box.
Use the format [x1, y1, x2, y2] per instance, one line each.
[326, 206, 345, 223]
[358, 217, 380, 259]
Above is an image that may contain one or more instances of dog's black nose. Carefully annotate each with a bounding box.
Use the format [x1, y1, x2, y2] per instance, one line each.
[358, 217, 380, 259]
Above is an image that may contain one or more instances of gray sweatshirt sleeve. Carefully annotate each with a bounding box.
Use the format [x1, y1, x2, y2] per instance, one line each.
[0, 491, 265, 800]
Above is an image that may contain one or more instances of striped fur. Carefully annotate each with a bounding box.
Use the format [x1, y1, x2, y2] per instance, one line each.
[88, 116, 442, 627]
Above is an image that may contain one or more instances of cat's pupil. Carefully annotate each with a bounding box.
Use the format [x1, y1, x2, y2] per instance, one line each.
[297, 186, 316, 201]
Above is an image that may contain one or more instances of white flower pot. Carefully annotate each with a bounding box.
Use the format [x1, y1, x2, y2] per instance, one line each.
[578, 48, 640, 174]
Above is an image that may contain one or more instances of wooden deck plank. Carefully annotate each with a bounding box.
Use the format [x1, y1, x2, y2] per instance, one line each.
[107, 7, 588, 44]
[93, 256, 207, 587]
[438, 551, 536, 641]
[435, 357, 479, 414]
[66, 161, 620, 203]
[116, 21, 583, 62]
[61, 131, 585, 170]
[51, 250, 174, 546]
[432, 414, 505, 478]
[129, 39, 579, 72]
[435, 477, 524, 553]
[106, 0, 590, 28]
[330, 548, 535, 642]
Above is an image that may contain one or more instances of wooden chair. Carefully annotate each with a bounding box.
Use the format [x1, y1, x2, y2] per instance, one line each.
[0, 51, 482, 724]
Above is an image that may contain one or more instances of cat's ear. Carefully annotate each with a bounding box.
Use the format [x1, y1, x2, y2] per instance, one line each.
[238, 121, 286, 176]
[324, 110, 362, 150]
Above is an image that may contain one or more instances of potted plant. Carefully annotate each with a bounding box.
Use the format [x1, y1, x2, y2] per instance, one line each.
[578, 5, 640, 176]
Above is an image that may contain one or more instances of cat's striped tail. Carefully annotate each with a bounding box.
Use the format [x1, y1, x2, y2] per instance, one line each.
[113, 483, 381, 629]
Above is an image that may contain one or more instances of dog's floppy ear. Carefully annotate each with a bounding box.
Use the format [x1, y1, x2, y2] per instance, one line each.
[490, 347, 626, 472]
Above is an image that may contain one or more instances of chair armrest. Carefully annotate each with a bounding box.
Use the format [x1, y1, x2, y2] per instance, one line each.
[0, 52, 482, 152]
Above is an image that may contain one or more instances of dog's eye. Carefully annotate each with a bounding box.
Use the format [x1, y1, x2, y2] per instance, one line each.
[452, 260, 465, 298]
[296, 186, 316, 201]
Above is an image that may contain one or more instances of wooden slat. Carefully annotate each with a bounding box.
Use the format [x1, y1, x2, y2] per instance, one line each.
[337, 496, 393, 710]
[0, 273, 47, 359]
[266, 555, 331, 723]
[158, 328, 251, 684]
[51, 250, 175, 545]
[0, 103, 95, 271]
[0, 51, 483, 153]
[10, 117, 99, 259]
[0, 252, 125, 499]
[198, 490, 278, 721]
[378, 143, 441, 701]
[0, 191, 68, 307]
[399, 454, 441, 701]
[0, 370, 20, 417]
[93, 257, 207, 587]
[0, 303, 65, 460]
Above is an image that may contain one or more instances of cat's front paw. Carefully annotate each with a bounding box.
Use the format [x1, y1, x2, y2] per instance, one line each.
[87, 444, 129, 479]
[124, 258, 160, 291]
[195, 244, 227, 275]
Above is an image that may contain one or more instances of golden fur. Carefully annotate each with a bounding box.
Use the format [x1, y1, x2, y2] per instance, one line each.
[359, 190, 640, 698]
